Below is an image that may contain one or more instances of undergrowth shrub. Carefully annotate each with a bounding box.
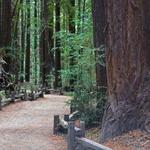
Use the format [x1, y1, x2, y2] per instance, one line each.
[68, 86, 106, 126]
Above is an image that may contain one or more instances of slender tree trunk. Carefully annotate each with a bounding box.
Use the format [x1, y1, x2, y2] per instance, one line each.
[101, 0, 150, 142]
[92, 0, 107, 88]
[12, 3, 21, 83]
[49, 0, 54, 80]
[20, 0, 25, 81]
[34, 0, 38, 84]
[25, 0, 31, 82]
[54, 0, 61, 88]
[68, 0, 75, 89]
[39, 0, 45, 85]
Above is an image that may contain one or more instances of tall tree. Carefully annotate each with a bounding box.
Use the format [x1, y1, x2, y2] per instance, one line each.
[40, 0, 54, 86]
[12, 0, 21, 83]
[54, 0, 61, 88]
[0, 0, 12, 72]
[20, 0, 26, 80]
[101, 0, 150, 141]
[49, 0, 54, 81]
[25, 0, 31, 82]
[92, 0, 107, 88]
[34, 0, 38, 84]
[68, 0, 75, 89]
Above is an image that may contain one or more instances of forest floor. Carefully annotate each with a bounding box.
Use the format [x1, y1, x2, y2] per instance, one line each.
[0, 95, 70, 150]
[86, 128, 150, 150]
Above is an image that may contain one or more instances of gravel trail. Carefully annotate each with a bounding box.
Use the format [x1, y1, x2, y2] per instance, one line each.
[0, 95, 70, 150]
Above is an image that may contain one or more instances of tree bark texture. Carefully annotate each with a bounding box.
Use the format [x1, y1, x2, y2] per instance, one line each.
[54, 0, 61, 88]
[25, 0, 31, 82]
[0, 0, 12, 72]
[68, 0, 76, 88]
[40, 0, 53, 86]
[101, 0, 150, 142]
[92, 0, 107, 88]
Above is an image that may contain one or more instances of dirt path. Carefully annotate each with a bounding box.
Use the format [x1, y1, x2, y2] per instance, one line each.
[0, 95, 70, 150]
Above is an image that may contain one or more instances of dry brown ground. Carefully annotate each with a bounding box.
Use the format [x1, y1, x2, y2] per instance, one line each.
[105, 130, 150, 150]
[86, 128, 150, 150]
[0, 95, 70, 150]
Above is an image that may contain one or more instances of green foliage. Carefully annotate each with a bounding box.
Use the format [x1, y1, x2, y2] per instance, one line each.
[58, 0, 106, 125]
[0, 91, 6, 100]
[45, 73, 55, 88]
[68, 86, 106, 125]
[20, 82, 39, 91]
[1, 0, 107, 126]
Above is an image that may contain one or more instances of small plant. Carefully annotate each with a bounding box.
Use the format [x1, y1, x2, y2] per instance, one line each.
[68, 86, 106, 126]
[46, 73, 55, 88]
[0, 48, 6, 56]
[0, 90, 6, 100]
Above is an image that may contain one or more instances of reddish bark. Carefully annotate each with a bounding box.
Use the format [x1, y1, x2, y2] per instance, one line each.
[54, 0, 61, 88]
[25, 0, 31, 82]
[92, 0, 107, 88]
[101, 0, 150, 141]
[40, 0, 54, 86]
[0, 0, 12, 72]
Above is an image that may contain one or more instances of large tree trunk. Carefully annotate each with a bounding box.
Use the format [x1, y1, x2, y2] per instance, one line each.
[0, 0, 12, 72]
[25, 0, 31, 82]
[92, 0, 107, 88]
[12, 1, 21, 83]
[40, 0, 53, 86]
[101, 0, 150, 142]
[54, 0, 61, 88]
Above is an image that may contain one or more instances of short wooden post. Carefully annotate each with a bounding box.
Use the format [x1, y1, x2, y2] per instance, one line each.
[40, 90, 44, 98]
[64, 114, 69, 121]
[31, 90, 34, 100]
[24, 90, 27, 101]
[0, 96, 2, 110]
[53, 115, 59, 134]
[68, 122, 75, 150]
[11, 91, 15, 103]
[80, 121, 85, 137]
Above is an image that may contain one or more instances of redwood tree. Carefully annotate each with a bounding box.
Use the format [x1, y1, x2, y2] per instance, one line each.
[0, 0, 12, 72]
[25, 0, 31, 82]
[92, 0, 107, 88]
[54, 0, 61, 88]
[40, 0, 54, 86]
[101, 0, 150, 141]
[68, 0, 75, 88]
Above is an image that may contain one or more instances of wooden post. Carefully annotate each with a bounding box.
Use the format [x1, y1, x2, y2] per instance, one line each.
[64, 114, 69, 121]
[80, 121, 85, 137]
[31, 90, 34, 100]
[11, 91, 15, 103]
[68, 122, 75, 150]
[53, 115, 59, 134]
[40, 90, 44, 98]
[24, 90, 27, 101]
